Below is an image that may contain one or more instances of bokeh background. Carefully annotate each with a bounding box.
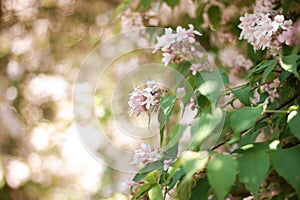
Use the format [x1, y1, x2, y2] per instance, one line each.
[0, 0, 202, 199]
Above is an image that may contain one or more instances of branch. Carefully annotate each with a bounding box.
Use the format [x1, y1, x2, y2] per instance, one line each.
[210, 90, 300, 151]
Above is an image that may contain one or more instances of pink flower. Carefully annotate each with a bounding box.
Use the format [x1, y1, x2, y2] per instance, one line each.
[153, 24, 208, 74]
[130, 143, 163, 168]
[261, 78, 280, 103]
[128, 80, 166, 116]
[239, 2, 294, 51]
[163, 159, 173, 171]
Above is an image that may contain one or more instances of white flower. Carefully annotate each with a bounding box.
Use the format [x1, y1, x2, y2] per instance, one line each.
[238, 1, 294, 51]
[163, 159, 173, 171]
[272, 15, 284, 31]
[130, 143, 163, 168]
[128, 80, 165, 116]
[153, 24, 207, 74]
[261, 78, 280, 103]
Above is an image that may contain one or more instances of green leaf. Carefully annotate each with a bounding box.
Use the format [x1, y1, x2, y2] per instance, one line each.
[271, 146, 300, 197]
[140, 0, 152, 9]
[110, 0, 133, 22]
[197, 69, 224, 105]
[190, 108, 224, 149]
[160, 96, 177, 131]
[248, 59, 276, 77]
[140, 161, 163, 173]
[262, 60, 277, 82]
[232, 86, 252, 106]
[288, 110, 300, 140]
[280, 54, 300, 79]
[133, 173, 147, 182]
[165, 143, 179, 159]
[190, 178, 210, 200]
[207, 154, 238, 200]
[149, 184, 163, 200]
[131, 183, 153, 200]
[177, 179, 194, 200]
[167, 124, 187, 147]
[238, 150, 270, 197]
[230, 105, 264, 134]
[158, 107, 165, 146]
[145, 170, 160, 183]
[164, 0, 180, 9]
[181, 151, 209, 184]
[207, 6, 221, 30]
[168, 167, 185, 189]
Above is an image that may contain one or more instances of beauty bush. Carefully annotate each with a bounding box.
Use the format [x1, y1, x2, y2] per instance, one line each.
[116, 0, 300, 199]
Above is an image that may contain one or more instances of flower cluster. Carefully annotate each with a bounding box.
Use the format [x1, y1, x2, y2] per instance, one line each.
[251, 78, 280, 104]
[153, 24, 210, 74]
[128, 80, 165, 116]
[130, 143, 163, 168]
[220, 46, 253, 72]
[238, 0, 294, 51]
[262, 78, 280, 103]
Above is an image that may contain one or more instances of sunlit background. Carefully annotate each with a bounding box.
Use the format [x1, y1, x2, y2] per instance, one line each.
[0, 0, 204, 199]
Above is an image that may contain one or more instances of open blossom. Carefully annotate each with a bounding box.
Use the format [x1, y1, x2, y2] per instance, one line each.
[128, 80, 165, 116]
[261, 78, 280, 103]
[130, 143, 163, 168]
[238, 0, 294, 51]
[153, 24, 211, 74]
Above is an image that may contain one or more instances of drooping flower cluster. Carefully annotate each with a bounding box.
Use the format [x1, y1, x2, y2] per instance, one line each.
[262, 78, 280, 103]
[130, 143, 163, 168]
[128, 80, 166, 116]
[153, 24, 210, 74]
[238, 0, 294, 51]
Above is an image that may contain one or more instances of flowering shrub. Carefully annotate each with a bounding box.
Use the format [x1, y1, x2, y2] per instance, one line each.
[115, 0, 300, 199]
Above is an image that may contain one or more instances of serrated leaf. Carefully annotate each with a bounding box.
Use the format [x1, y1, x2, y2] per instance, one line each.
[230, 105, 264, 134]
[208, 6, 221, 30]
[238, 150, 270, 197]
[232, 86, 252, 106]
[207, 154, 238, 200]
[287, 110, 300, 140]
[148, 184, 163, 200]
[280, 54, 300, 79]
[190, 178, 210, 200]
[271, 146, 300, 197]
[181, 151, 209, 184]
